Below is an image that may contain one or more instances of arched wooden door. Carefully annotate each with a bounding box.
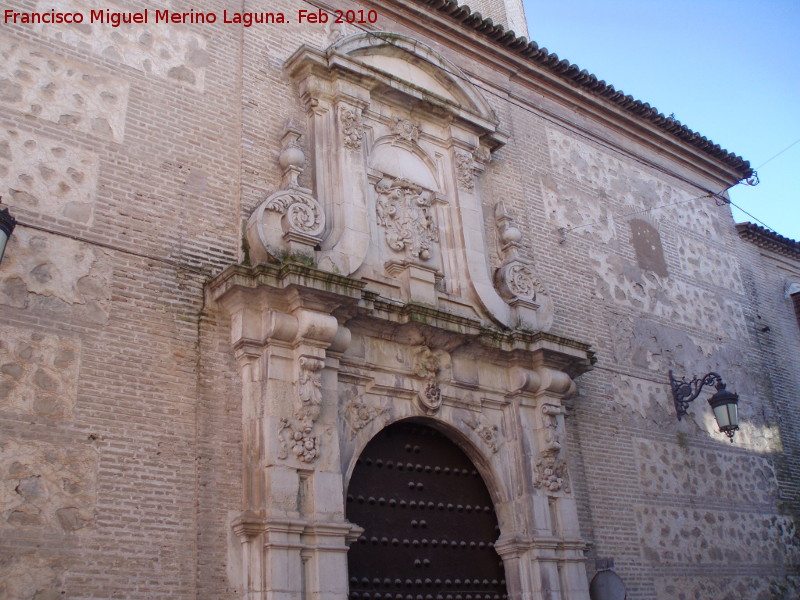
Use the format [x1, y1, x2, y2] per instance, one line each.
[346, 421, 508, 600]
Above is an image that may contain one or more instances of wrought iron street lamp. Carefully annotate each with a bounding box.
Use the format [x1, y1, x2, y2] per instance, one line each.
[669, 370, 740, 442]
[0, 206, 16, 264]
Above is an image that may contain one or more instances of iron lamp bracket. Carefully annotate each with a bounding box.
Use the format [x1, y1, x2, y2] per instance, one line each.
[669, 370, 724, 420]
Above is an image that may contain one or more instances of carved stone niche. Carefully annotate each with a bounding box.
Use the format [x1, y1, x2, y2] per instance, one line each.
[274, 33, 553, 332]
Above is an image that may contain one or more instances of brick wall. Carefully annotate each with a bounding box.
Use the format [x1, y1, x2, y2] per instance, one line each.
[1, 0, 798, 598]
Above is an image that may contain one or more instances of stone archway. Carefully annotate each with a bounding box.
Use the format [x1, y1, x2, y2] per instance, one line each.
[346, 420, 509, 600]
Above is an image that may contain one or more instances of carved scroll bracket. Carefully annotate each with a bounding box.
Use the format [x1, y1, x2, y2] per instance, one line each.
[540, 403, 564, 456]
[493, 202, 555, 331]
[412, 345, 449, 414]
[247, 125, 326, 264]
[509, 366, 577, 398]
[531, 402, 571, 495]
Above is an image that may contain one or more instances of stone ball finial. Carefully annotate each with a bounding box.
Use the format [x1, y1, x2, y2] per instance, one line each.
[500, 225, 522, 246]
[279, 144, 305, 170]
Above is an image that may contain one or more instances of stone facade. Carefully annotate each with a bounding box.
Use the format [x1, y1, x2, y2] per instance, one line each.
[1, 1, 798, 600]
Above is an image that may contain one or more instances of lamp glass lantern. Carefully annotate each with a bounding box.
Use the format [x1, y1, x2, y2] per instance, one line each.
[708, 385, 739, 439]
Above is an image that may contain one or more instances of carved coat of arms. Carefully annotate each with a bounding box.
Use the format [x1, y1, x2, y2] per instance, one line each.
[375, 177, 439, 261]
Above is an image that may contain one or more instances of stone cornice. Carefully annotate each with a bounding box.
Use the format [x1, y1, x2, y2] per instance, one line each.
[737, 222, 800, 260]
[207, 262, 368, 302]
[207, 261, 594, 374]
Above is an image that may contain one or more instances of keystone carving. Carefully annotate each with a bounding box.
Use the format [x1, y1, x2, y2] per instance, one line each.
[375, 177, 439, 261]
[412, 346, 440, 379]
[455, 151, 474, 190]
[419, 382, 443, 414]
[278, 356, 325, 463]
[341, 107, 365, 151]
[412, 345, 445, 414]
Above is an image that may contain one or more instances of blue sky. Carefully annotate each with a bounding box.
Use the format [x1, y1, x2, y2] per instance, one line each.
[521, 0, 800, 241]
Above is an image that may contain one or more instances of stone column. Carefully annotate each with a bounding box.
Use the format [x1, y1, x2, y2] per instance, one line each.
[507, 357, 591, 600]
[209, 266, 366, 600]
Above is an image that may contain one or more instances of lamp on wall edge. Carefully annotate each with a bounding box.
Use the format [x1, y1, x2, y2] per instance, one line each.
[0, 205, 17, 264]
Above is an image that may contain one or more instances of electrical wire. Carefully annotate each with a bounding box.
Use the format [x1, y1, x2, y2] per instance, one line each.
[754, 136, 800, 171]
[299, 0, 793, 239]
[300, 0, 748, 188]
[13, 219, 212, 277]
[726, 200, 779, 234]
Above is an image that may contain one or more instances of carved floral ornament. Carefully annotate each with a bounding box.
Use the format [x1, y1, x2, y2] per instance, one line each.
[341, 107, 365, 151]
[533, 455, 571, 494]
[278, 356, 325, 463]
[502, 264, 543, 301]
[454, 151, 474, 191]
[531, 402, 570, 494]
[375, 177, 439, 261]
[345, 397, 390, 440]
[463, 416, 499, 454]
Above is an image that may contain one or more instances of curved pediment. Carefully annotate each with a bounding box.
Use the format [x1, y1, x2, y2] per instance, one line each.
[330, 32, 497, 124]
[286, 33, 506, 150]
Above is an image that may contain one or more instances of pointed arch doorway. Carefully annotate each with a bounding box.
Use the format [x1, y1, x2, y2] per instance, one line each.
[346, 421, 509, 600]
